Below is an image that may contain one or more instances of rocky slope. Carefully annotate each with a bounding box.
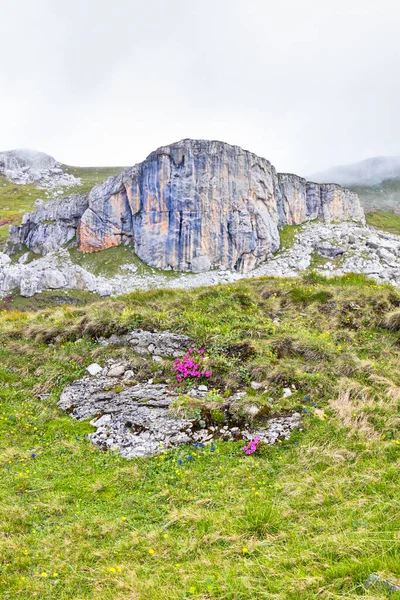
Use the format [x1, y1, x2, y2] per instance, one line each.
[2, 220, 400, 298]
[0, 149, 80, 191]
[6, 139, 364, 273]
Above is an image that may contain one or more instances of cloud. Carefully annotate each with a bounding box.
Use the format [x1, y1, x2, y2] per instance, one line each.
[1, 0, 400, 174]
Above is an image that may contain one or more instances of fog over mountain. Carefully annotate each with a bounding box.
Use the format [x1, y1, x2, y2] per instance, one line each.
[310, 157, 400, 187]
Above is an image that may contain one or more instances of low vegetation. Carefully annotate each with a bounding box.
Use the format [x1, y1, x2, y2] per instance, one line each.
[0, 273, 399, 599]
[353, 180, 400, 214]
[366, 211, 400, 235]
[278, 223, 304, 251]
[69, 245, 182, 279]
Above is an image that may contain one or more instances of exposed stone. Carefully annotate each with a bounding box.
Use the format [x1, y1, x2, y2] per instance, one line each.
[58, 359, 302, 458]
[0, 253, 11, 266]
[377, 248, 397, 265]
[365, 574, 400, 594]
[0, 149, 80, 191]
[7, 139, 364, 273]
[99, 329, 192, 357]
[86, 363, 102, 376]
[315, 242, 345, 258]
[2, 221, 400, 299]
[106, 365, 126, 378]
[6, 193, 88, 255]
[250, 381, 263, 390]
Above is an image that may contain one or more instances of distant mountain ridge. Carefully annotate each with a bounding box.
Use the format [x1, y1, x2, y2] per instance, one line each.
[310, 156, 400, 214]
[311, 156, 400, 187]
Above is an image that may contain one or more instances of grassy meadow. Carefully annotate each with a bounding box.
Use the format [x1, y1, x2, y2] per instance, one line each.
[0, 273, 399, 599]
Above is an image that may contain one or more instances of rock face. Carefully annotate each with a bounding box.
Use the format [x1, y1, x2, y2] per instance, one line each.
[6, 139, 364, 273]
[0, 149, 80, 190]
[7, 193, 88, 255]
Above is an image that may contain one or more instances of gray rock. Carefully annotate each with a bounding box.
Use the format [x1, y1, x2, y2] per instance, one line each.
[99, 329, 192, 357]
[0, 253, 11, 266]
[365, 574, 400, 594]
[191, 253, 212, 273]
[250, 381, 263, 390]
[7, 140, 364, 273]
[18, 252, 30, 265]
[0, 149, 80, 191]
[6, 193, 88, 255]
[377, 248, 397, 265]
[315, 242, 345, 258]
[106, 365, 126, 378]
[58, 360, 302, 458]
[86, 363, 102, 376]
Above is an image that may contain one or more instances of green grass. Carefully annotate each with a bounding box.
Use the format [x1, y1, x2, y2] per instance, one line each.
[352, 179, 400, 214]
[366, 211, 400, 235]
[0, 275, 400, 599]
[278, 223, 304, 251]
[0, 177, 44, 246]
[0, 289, 98, 313]
[69, 245, 182, 279]
[0, 166, 124, 250]
[63, 165, 126, 195]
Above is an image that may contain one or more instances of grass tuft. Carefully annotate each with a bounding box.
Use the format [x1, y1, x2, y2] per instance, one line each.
[0, 275, 399, 599]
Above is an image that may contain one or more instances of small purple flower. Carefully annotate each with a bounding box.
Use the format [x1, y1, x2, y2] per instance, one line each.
[242, 438, 261, 455]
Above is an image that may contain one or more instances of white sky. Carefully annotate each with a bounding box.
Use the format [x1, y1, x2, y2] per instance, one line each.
[1, 0, 400, 175]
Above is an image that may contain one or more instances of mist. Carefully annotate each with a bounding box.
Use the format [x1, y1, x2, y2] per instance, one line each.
[1, 0, 400, 175]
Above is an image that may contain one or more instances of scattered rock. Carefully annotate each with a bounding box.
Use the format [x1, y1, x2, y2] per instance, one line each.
[106, 365, 126, 378]
[86, 363, 102, 376]
[315, 242, 345, 258]
[58, 359, 302, 458]
[250, 381, 263, 390]
[0, 149, 80, 192]
[2, 221, 400, 298]
[283, 387, 293, 398]
[0, 253, 11, 266]
[99, 329, 192, 357]
[365, 574, 400, 594]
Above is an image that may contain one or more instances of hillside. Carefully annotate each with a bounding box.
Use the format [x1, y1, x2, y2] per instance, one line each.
[0, 274, 399, 599]
[353, 180, 400, 214]
[310, 156, 400, 214]
[0, 165, 125, 248]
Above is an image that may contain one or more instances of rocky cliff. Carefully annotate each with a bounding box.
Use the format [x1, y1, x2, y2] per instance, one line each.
[0, 149, 80, 190]
[6, 139, 365, 272]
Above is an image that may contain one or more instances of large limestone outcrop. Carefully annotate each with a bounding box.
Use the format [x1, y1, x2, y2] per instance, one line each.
[5, 139, 365, 273]
[7, 193, 88, 255]
[0, 148, 80, 190]
[77, 140, 281, 272]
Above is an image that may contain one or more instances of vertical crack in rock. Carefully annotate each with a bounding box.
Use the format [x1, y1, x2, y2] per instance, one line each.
[6, 139, 365, 273]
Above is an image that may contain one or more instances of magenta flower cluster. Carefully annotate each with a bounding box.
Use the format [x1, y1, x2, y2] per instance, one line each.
[242, 438, 261, 455]
[173, 348, 211, 383]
